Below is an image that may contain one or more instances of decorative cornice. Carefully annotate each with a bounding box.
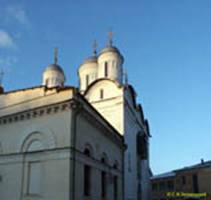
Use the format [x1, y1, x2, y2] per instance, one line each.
[0, 99, 77, 126]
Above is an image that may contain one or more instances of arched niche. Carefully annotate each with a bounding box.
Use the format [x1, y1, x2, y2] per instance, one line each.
[83, 143, 94, 157]
[20, 126, 56, 153]
[101, 152, 109, 164]
[113, 160, 119, 169]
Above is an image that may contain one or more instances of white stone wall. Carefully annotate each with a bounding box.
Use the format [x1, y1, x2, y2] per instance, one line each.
[0, 108, 72, 200]
[78, 61, 98, 91]
[74, 113, 123, 200]
[85, 81, 150, 200]
[0, 87, 124, 200]
[85, 79, 124, 134]
[98, 51, 123, 84]
[124, 88, 151, 200]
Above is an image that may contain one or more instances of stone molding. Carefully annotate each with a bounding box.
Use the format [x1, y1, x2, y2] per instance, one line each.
[0, 100, 75, 126]
[20, 127, 56, 153]
[0, 147, 71, 164]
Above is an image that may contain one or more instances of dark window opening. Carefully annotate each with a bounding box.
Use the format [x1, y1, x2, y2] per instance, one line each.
[101, 157, 107, 198]
[104, 62, 108, 77]
[100, 89, 104, 99]
[84, 165, 91, 196]
[46, 79, 49, 86]
[84, 148, 91, 196]
[159, 182, 165, 191]
[101, 171, 106, 198]
[137, 133, 148, 159]
[167, 180, 174, 190]
[86, 75, 89, 87]
[182, 176, 186, 185]
[192, 174, 199, 192]
[84, 148, 90, 156]
[113, 163, 118, 170]
[114, 176, 118, 200]
[152, 183, 158, 191]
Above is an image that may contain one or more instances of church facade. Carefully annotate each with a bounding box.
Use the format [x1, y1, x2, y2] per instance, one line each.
[0, 36, 151, 200]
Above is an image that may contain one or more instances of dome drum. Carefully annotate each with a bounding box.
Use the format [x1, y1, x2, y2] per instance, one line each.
[43, 64, 65, 88]
[97, 48, 124, 84]
[78, 57, 98, 92]
[78, 41, 125, 92]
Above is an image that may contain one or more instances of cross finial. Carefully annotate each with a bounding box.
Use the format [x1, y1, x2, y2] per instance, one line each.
[108, 29, 113, 47]
[92, 40, 97, 56]
[54, 47, 58, 64]
[0, 69, 4, 86]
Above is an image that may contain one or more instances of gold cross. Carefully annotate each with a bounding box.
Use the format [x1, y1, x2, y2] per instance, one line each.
[108, 29, 113, 46]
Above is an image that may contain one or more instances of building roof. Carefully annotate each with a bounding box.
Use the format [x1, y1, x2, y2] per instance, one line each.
[151, 171, 176, 180]
[79, 55, 98, 70]
[175, 160, 211, 172]
[0, 85, 72, 95]
[83, 78, 122, 96]
[99, 46, 124, 62]
[82, 56, 97, 64]
[100, 46, 120, 54]
[151, 160, 211, 180]
[44, 63, 64, 74]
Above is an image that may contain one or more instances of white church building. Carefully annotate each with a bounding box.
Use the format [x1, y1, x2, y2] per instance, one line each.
[0, 35, 151, 200]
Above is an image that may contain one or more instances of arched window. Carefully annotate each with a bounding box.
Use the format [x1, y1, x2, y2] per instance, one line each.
[112, 60, 116, 68]
[104, 62, 108, 77]
[25, 140, 43, 196]
[113, 161, 118, 170]
[84, 148, 91, 196]
[101, 155, 107, 198]
[20, 129, 56, 198]
[113, 160, 119, 199]
[86, 75, 89, 87]
[45, 78, 49, 86]
[84, 148, 90, 156]
[113, 175, 118, 200]
[100, 89, 104, 99]
[137, 132, 148, 159]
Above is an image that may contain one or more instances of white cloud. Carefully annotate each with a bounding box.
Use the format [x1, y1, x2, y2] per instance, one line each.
[6, 5, 29, 26]
[0, 30, 15, 48]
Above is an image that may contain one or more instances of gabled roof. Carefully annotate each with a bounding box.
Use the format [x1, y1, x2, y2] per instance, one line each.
[175, 160, 211, 172]
[151, 171, 176, 180]
[124, 84, 137, 108]
[84, 78, 122, 96]
[151, 160, 211, 180]
[0, 85, 74, 95]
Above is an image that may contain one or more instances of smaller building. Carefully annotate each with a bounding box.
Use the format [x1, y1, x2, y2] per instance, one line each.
[151, 160, 211, 200]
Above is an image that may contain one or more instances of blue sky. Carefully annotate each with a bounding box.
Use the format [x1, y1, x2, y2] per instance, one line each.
[0, 0, 211, 174]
